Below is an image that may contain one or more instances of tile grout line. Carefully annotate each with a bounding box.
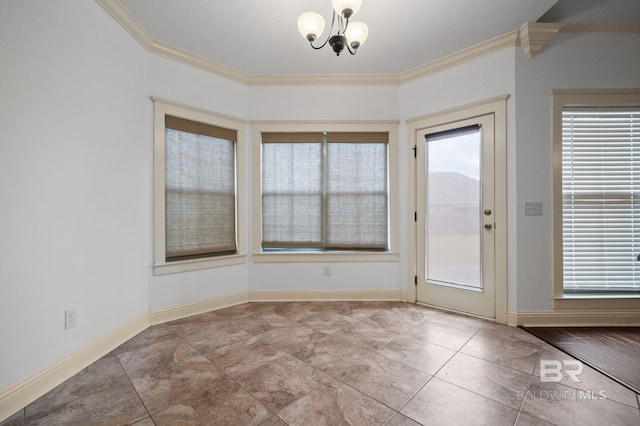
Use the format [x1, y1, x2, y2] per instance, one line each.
[203, 309, 362, 422]
[440, 325, 528, 414]
[251, 307, 429, 424]
[177, 313, 289, 421]
[382, 315, 486, 424]
[114, 351, 155, 424]
[175, 327, 280, 422]
[275, 311, 401, 421]
[155, 318, 288, 423]
[125, 328, 236, 421]
[407, 322, 545, 424]
[512, 342, 546, 426]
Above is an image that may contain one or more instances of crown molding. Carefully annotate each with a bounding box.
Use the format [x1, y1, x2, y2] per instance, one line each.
[399, 30, 520, 84]
[519, 22, 563, 57]
[518, 21, 640, 58]
[557, 21, 640, 34]
[149, 40, 250, 85]
[550, 88, 640, 96]
[95, 0, 152, 48]
[249, 29, 520, 86]
[96, 0, 640, 87]
[248, 73, 399, 86]
[95, 0, 251, 85]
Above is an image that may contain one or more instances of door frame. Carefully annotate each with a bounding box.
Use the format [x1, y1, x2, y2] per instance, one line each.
[406, 95, 509, 324]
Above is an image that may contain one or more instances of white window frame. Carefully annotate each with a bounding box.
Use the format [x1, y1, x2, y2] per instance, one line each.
[552, 89, 640, 309]
[251, 121, 399, 262]
[153, 97, 246, 275]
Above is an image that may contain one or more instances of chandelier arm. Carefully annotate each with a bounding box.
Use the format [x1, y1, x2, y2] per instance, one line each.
[338, 15, 347, 34]
[309, 10, 337, 50]
[342, 16, 357, 55]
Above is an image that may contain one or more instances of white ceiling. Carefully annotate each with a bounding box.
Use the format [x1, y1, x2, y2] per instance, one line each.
[117, 0, 638, 76]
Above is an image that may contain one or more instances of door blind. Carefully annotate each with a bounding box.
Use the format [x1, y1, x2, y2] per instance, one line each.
[562, 107, 640, 292]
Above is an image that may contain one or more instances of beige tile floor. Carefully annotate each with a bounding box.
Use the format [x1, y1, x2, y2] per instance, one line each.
[3, 301, 639, 425]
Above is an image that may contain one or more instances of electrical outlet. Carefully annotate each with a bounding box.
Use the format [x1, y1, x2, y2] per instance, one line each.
[616, 315, 630, 324]
[323, 265, 331, 276]
[65, 308, 77, 330]
[524, 202, 543, 216]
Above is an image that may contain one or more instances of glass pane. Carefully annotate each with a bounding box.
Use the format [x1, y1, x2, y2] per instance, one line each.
[425, 127, 481, 288]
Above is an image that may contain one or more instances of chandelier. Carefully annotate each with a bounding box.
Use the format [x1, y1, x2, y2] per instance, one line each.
[297, 0, 369, 56]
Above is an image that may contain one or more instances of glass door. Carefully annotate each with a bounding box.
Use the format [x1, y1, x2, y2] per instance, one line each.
[416, 114, 495, 318]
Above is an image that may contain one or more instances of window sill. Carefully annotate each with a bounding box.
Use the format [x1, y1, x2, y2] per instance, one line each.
[252, 252, 400, 263]
[154, 253, 247, 275]
[553, 294, 640, 310]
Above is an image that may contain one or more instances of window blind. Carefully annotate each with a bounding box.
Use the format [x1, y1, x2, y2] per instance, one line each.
[261, 134, 324, 248]
[326, 140, 388, 250]
[165, 115, 237, 260]
[261, 132, 389, 251]
[562, 108, 640, 293]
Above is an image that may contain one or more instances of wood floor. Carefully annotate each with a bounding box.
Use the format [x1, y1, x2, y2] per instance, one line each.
[522, 326, 640, 394]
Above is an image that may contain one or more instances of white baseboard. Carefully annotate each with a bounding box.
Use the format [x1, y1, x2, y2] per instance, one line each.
[149, 292, 249, 325]
[0, 313, 149, 423]
[508, 310, 640, 327]
[248, 288, 408, 302]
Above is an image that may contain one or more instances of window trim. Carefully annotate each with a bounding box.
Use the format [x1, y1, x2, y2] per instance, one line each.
[153, 97, 247, 275]
[251, 120, 399, 262]
[552, 89, 640, 309]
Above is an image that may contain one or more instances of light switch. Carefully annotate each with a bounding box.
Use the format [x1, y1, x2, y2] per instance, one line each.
[524, 202, 543, 216]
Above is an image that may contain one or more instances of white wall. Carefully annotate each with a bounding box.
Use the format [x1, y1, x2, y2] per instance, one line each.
[0, 0, 150, 389]
[249, 85, 399, 121]
[513, 33, 640, 311]
[148, 54, 249, 120]
[0, 1, 253, 392]
[248, 262, 400, 292]
[399, 49, 516, 119]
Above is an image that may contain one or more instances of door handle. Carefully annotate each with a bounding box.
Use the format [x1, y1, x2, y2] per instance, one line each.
[484, 223, 493, 230]
[484, 209, 492, 216]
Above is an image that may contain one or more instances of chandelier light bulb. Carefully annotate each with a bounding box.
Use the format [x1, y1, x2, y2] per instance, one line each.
[345, 21, 368, 49]
[298, 12, 325, 41]
[331, 0, 363, 19]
